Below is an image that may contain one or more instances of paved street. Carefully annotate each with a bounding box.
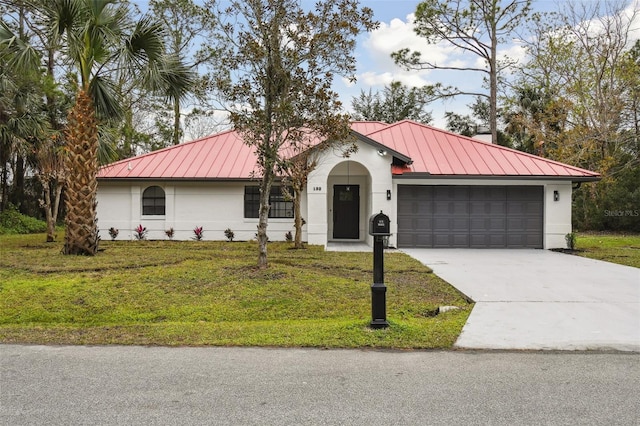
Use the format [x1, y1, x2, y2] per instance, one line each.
[1, 345, 639, 425]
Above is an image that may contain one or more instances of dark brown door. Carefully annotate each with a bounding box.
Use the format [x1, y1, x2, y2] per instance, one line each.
[333, 185, 359, 239]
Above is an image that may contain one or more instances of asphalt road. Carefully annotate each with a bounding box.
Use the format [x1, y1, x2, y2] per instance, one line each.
[1, 345, 638, 425]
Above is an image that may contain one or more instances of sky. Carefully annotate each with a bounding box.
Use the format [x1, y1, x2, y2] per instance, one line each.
[339, 0, 640, 128]
[135, 0, 640, 133]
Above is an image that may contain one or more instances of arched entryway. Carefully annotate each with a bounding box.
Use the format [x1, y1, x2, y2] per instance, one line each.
[327, 160, 372, 242]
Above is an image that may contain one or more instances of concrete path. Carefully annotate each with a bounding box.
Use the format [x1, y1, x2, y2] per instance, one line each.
[2, 345, 639, 425]
[402, 249, 640, 351]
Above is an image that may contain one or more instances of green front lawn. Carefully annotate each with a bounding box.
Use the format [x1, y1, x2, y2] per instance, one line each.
[0, 234, 471, 348]
[574, 233, 640, 268]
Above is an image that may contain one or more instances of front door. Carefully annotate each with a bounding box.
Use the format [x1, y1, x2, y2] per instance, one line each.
[333, 185, 359, 239]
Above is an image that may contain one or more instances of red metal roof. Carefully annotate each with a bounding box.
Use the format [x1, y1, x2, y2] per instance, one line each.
[349, 121, 389, 135]
[363, 120, 600, 179]
[99, 130, 260, 179]
[98, 120, 600, 180]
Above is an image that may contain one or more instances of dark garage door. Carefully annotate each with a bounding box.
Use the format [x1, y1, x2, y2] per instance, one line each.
[397, 185, 543, 248]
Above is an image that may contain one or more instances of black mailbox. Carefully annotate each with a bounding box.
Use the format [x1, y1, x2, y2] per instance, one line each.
[369, 211, 390, 236]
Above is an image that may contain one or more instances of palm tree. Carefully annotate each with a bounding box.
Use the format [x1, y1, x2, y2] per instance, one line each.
[0, 20, 48, 212]
[42, 0, 192, 255]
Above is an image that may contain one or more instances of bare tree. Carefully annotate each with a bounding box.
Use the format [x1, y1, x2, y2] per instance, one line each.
[392, 0, 534, 144]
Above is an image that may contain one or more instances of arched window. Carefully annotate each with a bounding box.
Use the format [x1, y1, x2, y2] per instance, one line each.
[142, 186, 165, 215]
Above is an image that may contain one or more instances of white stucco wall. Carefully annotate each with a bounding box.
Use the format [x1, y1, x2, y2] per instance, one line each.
[97, 147, 574, 249]
[306, 139, 394, 247]
[96, 181, 302, 242]
[392, 178, 573, 249]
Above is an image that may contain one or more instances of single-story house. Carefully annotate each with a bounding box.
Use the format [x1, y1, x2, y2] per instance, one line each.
[97, 120, 600, 249]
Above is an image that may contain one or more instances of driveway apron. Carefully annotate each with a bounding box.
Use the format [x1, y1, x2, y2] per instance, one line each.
[402, 249, 640, 351]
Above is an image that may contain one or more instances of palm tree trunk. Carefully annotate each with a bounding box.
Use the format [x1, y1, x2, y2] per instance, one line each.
[63, 89, 99, 255]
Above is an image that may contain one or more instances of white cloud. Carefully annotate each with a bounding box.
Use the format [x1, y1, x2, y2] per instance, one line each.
[363, 13, 462, 76]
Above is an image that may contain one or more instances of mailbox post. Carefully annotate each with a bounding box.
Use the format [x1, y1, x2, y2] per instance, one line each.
[368, 211, 391, 329]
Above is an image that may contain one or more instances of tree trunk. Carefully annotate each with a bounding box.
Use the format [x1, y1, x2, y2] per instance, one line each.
[173, 97, 181, 146]
[293, 186, 303, 249]
[490, 11, 498, 145]
[12, 156, 25, 212]
[63, 89, 99, 255]
[0, 155, 7, 212]
[257, 174, 273, 269]
[41, 179, 55, 242]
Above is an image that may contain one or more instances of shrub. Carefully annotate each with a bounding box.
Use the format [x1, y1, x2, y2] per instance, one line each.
[224, 228, 234, 242]
[0, 206, 47, 234]
[134, 224, 147, 240]
[565, 232, 576, 250]
[285, 231, 293, 242]
[108, 227, 119, 241]
[193, 226, 204, 241]
[165, 227, 175, 240]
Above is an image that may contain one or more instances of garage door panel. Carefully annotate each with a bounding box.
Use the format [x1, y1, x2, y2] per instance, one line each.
[508, 202, 542, 215]
[470, 217, 506, 231]
[470, 186, 506, 200]
[433, 217, 469, 232]
[433, 201, 468, 215]
[398, 217, 431, 231]
[470, 233, 507, 248]
[397, 185, 543, 249]
[434, 233, 469, 248]
[398, 232, 433, 247]
[470, 201, 506, 215]
[507, 233, 542, 248]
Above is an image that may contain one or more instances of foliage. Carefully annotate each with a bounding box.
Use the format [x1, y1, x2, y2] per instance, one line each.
[285, 231, 293, 243]
[0, 15, 50, 215]
[0, 205, 47, 235]
[0, 0, 195, 255]
[564, 233, 576, 251]
[193, 226, 204, 241]
[445, 97, 512, 146]
[573, 165, 640, 232]
[0, 235, 472, 348]
[224, 228, 234, 242]
[108, 227, 119, 241]
[165, 227, 175, 240]
[146, 0, 220, 148]
[210, 0, 377, 268]
[134, 224, 147, 241]
[506, 2, 640, 232]
[350, 81, 433, 124]
[392, 0, 534, 143]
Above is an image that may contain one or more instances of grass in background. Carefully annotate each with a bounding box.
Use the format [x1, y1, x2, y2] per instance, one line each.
[0, 234, 471, 348]
[575, 233, 640, 268]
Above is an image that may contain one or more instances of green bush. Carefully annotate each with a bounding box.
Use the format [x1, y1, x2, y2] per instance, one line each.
[0, 206, 47, 234]
[565, 232, 576, 250]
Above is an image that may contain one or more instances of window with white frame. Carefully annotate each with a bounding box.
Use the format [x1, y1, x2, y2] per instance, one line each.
[142, 186, 166, 215]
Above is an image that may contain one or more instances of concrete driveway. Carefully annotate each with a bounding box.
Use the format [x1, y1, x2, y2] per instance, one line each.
[402, 249, 640, 351]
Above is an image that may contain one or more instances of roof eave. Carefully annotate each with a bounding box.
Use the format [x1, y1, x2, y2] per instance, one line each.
[97, 177, 260, 183]
[350, 130, 412, 164]
[392, 173, 601, 182]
